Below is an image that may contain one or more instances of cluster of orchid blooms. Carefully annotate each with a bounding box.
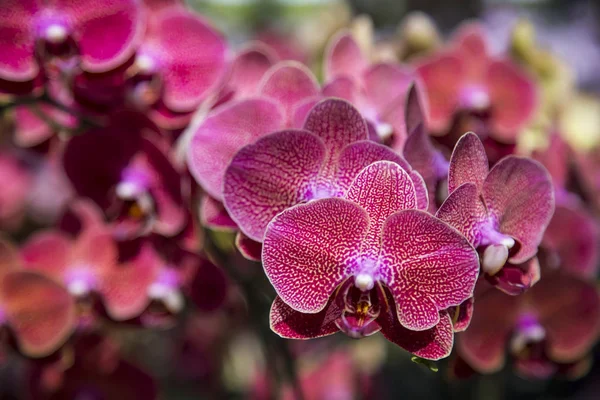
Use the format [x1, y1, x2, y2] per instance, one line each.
[0, 0, 599, 396]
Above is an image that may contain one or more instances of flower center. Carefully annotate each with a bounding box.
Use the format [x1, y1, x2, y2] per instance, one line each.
[479, 222, 516, 276]
[64, 267, 97, 297]
[334, 281, 382, 339]
[116, 166, 153, 200]
[44, 24, 68, 44]
[147, 268, 184, 313]
[459, 84, 490, 111]
[510, 312, 546, 355]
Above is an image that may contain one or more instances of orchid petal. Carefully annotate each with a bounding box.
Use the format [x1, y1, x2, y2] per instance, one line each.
[381, 210, 479, 331]
[259, 61, 320, 124]
[229, 42, 278, 98]
[379, 293, 454, 361]
[262, 198, 369, 313]
[483, 156, 554, 263]
[436, 183, 487, 245]
[457, 286, 520, 373]
[542, 203, 599, 279]
[69, 0, 143, 73]
[187, 98, 284, 200]
[0, 0, 38, 82]
[346, 161, 417, 251]
[324, 32, 367, 81]
[143, 7, 227, 112]
[1, 271, 75, 357]
[101, 244, 159, 321]
[448, 132, 488, 194]
[235, 231, 262, 262]
[199, 196, 237, 231]
[450, 296, 474, 332]
[302, 98, 368, 157]
[416, 53, 464, 132]
[530, 274, 600, 362]
[20, 231, 71, 282]
[486, 60, 537, 141]
[321, 76, 358, 103]
[270, 296, 340, 339]
[223, 130, 326, 241]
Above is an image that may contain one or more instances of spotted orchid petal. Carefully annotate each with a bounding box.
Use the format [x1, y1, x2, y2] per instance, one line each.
[448, 132, 489, 194]
[235, 232, 262, 262]
[381, 209, 479, 331]
[486, 60, 537, 141]
[224, 130, 327, 241]
[529, 274, 600, 363]
[187, 98, 284, 200]
[542, 203, 599, 280]
[224, 99, 373, 241]
[200, 196, 237, 231]
[0, 271, 76, 357]
[270, 296, 340, 339]
[228, 42, 278, 99]
[483, 156, 554, 263]
[140, 7, 228, 112]
[436, 183, 487, 245]
[258, 61, 320, 126]
[415, 53, 465, 133]
[263, 198, 369, 313]
[457, 286, 520, 373]
[324, 31, 367, 82]
[380, 305, 454, 361]
[450, 296, 474, 332]
[336, 140, 428, 210]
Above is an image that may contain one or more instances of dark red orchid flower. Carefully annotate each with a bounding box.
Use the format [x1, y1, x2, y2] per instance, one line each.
[223, 98, 428, 243]
[437, 132, 554, 294]
[457, 275, 600, 378]
[63, 110, 186, 238]
[323, 31, 414, 149]
[265, 161, 479, 360]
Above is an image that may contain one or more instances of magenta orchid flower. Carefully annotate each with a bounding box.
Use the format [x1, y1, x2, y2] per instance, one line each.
[416, 23, 537, 142]
[323, 31, 414, 148]
[0, 0, 143, 94]
[135, 5, 228, 116]
[63, 111, 186, 238]
[457, 275, 600, 378]
[265, 161, 479, 360]
[0, 237, 75, 358]
[223, 98, 428, 242]
[436, 132, 554, 294]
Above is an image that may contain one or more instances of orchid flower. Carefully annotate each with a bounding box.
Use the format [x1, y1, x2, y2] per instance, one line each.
[437, 132, 554, 294]
[265, 161, 479, 360]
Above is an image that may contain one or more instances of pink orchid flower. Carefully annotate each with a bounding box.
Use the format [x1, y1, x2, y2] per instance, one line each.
[265, 161, 479, 360]
[437, 132, 554, 294]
